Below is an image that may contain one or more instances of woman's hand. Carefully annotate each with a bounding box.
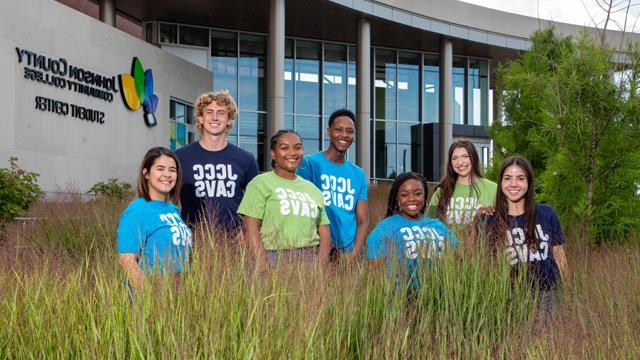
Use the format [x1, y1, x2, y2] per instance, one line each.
[243, 215, 269, 272]
[476, 205, 495, 217]
[552, 245, 570, 284]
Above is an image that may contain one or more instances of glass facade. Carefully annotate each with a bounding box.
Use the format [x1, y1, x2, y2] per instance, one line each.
[159, 23, 491, 178]
[468, 59, 489, 126]
[373, 49, 423, 179]
[209, 30, 267, 164]
[452, 56, 466, 125]
[423, 54, 439, 124]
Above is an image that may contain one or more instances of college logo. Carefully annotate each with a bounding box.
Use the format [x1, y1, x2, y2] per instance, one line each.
[118, 57, 158, 127]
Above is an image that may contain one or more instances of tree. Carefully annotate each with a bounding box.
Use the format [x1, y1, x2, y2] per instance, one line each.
[491, 27, 640, 244]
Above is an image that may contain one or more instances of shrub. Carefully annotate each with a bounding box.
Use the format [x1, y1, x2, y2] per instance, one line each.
[0, 157, 41, 227]
[88, 178, 133, 200]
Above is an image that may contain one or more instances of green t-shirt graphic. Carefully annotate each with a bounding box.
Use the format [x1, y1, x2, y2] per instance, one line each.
[237, 171, 330, 250]
[427, 178, 497, 226]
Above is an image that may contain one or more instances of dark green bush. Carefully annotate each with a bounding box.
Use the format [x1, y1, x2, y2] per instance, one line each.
[0, 157, 41, 227]
[88, 178, 133, 200]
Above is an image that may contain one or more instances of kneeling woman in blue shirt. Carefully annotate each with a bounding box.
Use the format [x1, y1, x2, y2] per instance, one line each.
[367, 172, 458, 290]
[117, 147, 192, 288]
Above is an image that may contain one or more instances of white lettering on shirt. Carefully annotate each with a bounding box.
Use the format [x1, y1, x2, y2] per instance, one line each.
[275, 187, 319, 219]
[319, 174, 357, 211]
[192, 163, 238, 198]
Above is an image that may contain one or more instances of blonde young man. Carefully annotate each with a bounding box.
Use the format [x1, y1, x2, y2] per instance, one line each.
[176, 91, 259, 237]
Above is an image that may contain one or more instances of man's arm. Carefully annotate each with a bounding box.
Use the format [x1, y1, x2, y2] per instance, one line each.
[317, 224, 331, 267]
[351, 200, 369, 257]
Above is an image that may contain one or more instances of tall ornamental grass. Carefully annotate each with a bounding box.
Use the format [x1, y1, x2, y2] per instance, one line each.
[0, 193, 638, 358]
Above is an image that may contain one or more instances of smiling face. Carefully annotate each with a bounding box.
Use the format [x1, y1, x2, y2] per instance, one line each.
[451, 146, 472, 179]
[396, 178, 426, 220]
[327, 115, 355, 153]
[144, 155, 178, 201]
[197, 101, 232, 137]
[271, 132, 303, 176]
[501, 164, 528, 206]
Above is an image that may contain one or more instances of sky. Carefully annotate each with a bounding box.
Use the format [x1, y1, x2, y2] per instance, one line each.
[460, 0, 640, 33]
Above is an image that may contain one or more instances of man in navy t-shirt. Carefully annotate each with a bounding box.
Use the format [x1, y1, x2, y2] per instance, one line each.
[176, 91, 259, 238]
[297, 109, 369, 261]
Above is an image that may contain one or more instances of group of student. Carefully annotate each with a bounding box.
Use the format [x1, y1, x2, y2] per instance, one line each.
[116, 90, 569, 316]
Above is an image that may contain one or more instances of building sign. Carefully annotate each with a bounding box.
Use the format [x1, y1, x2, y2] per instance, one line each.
[118, 57, 158, 127]
[15, 47, 158, 127]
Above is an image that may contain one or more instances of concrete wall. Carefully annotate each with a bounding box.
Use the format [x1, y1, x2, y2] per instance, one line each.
[0, 0, 211, 194]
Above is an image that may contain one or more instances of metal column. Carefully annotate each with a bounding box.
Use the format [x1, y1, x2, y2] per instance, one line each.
[266, 0, 285, 169]
[99, 0, 116, 26]
[439, 38, 453, 173]
[356, 18, 371, 178]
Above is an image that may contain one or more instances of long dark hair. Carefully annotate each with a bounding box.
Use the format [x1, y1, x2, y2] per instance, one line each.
[487, 156, 537, 250]
[136, 146, 182, 205]
[385, 172, 429, 218]
[435, 140, 484, 223]
[269, 129, 301, 168]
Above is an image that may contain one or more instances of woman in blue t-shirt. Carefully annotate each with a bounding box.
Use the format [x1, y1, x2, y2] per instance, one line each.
[117, 147, 192, 288]
[367, 172, 458, 289]
[475, 156, 569, 320]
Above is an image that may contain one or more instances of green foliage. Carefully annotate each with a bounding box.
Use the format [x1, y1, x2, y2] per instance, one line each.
[88, 178, 132, 200]
[0, 157, 41, 227]
[492, 27, 640, 244]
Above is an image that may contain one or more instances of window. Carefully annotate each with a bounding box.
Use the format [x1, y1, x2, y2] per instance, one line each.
[375, 49, 397, 120]
[452, 57, 466, 125]
[468, 59, 489, 126]
[159, 23, 177, 44]
[372, 49, 423, 178]
[397, 51, 420, 123]
[423, 54, 439, 124]
[179, 25, 209, 47]
[169, 99, 198, 151]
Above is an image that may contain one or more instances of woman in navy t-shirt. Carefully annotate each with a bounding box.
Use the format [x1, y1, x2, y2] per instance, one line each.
[476, 156, 569, 319]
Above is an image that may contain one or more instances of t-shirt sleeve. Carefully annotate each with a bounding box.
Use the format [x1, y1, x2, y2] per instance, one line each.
[296, 157, 313, 182]
[478, 179, 498, 206]
[116, 206, 144, 253]
[318, 202, 330, 225]
[427, 187, 441, 217]
[358, 171, 368, 201]
[244, 154, 260, 188]
[549, 208, 565, 246]
[366, 223, 389, 259]
[237, 178, 267, 220]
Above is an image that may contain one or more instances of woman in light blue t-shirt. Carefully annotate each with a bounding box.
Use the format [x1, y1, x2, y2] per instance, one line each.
[116, 147, 192, 289]
[367, 172, 458, 290]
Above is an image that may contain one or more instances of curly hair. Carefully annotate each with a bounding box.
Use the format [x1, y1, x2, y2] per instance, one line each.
[193, 90, 238, 134]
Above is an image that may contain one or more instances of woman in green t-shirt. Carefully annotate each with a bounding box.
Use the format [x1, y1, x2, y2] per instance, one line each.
[238, 130, 332, 270]
[427, 140, 497, 237]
